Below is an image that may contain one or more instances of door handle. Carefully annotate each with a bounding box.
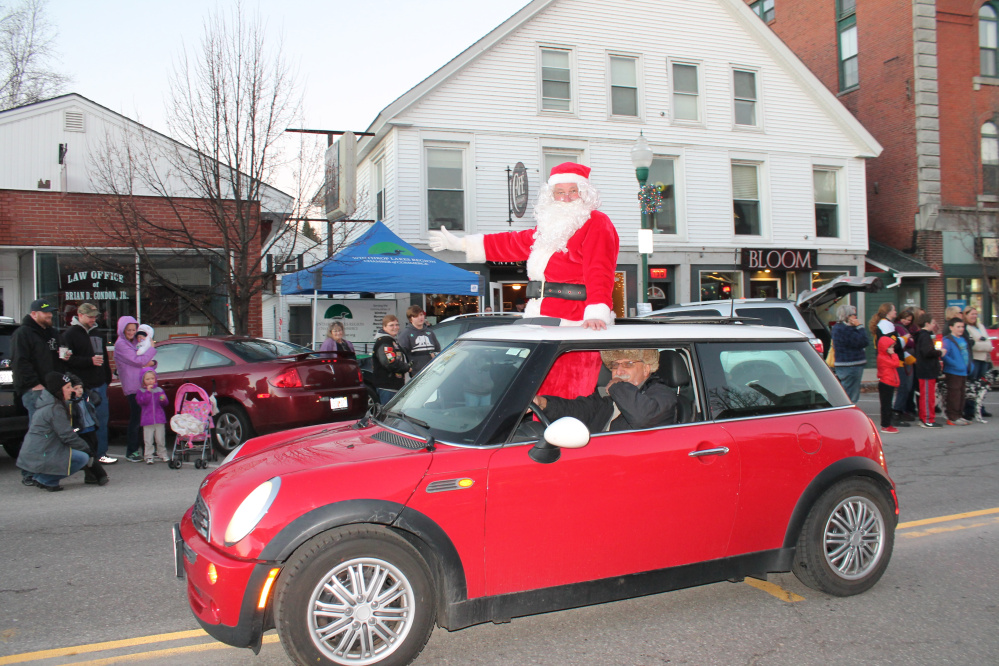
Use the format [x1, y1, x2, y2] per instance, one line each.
[688, 446, 730, 458]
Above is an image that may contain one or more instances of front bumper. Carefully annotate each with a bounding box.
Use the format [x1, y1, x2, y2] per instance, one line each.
[176, 515, 279, 651]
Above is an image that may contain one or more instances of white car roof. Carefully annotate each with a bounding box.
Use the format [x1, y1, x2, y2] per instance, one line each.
[459, 322, 808, 343]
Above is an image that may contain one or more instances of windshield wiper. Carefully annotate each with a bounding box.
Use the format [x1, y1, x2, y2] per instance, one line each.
[380, 410, 436, 451]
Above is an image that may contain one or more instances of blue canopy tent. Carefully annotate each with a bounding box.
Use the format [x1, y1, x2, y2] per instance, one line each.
[281, 221, 480, 296]
[281, 222, 481, 348]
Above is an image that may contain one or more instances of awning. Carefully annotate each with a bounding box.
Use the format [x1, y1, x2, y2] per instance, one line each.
[865, 240, 939, 286]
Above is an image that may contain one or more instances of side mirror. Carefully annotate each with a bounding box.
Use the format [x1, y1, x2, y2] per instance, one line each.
[529, 417, 590, 464]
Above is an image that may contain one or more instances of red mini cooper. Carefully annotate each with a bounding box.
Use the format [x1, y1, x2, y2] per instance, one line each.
[175, 320, 898, 666]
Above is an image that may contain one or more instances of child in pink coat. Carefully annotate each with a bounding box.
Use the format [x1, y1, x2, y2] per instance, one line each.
[136, 369, 170, 463]
[876, 336, 902, 434]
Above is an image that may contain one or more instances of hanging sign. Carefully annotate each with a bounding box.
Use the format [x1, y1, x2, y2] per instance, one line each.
[507, 162, 529, 224]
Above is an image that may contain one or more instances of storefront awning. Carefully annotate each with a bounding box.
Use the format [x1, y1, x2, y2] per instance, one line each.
[281, 221, 481, 296]
[865, 241, 939, 285]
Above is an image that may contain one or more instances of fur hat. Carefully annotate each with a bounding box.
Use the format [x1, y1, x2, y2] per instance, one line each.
[600, 349, 659, 372]
[136, 324, 154, 339]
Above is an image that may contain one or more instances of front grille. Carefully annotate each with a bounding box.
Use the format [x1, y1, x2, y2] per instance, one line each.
[192, 494, 211, 540]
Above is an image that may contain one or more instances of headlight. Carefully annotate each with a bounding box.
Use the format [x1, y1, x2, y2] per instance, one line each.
[224, 478, 280, 546]
[221, 443, 245, 466]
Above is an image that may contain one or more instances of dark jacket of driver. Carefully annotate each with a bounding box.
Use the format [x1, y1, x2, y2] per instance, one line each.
[540, 375, 676, 432]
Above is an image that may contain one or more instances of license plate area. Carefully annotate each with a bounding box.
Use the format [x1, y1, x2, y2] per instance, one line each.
[330, 397, 348, 410]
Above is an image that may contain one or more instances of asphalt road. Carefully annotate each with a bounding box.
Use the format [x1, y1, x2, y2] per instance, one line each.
[1, 393, 996, 666]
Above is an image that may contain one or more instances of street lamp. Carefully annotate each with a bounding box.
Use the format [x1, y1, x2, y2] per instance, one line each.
[630, 133, 654, 307]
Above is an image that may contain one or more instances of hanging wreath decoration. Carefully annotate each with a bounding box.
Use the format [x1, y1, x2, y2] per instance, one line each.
[638, 182, 666, 214]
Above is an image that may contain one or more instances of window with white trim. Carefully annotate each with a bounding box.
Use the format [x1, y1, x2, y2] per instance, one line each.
[813, 169, 839, 238]
[733, 70, 758, 126]
[981, 4, 998, 77]
[610, 56, 639, 117]
[541, 48, 572, 112]
[983, 121, 999, 195]
[427, 147, 465, 231]
[732, 163, 761, 236]
[544, 150, 582, 180]
[671, 62, 699, 122]
[648, 157, 677, 234]
[374, 158, 385, 221]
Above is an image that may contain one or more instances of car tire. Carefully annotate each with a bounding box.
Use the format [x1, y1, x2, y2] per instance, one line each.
[1, 439, 21, 460]
[792, 477, 894, 596]
[212, 405, 253, 455]
[274, 525, 437, 666]
[366, 384, 380, 411]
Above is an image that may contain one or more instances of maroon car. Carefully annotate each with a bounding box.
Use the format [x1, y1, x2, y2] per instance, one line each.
[108, 337, 366, 453]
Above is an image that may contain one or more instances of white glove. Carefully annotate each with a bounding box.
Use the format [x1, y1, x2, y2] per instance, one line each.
[428, 226, 466, 253]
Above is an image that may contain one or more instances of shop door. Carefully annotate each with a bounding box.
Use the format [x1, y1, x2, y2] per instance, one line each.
[490, 282, 503, 312]
[288, 306, 312, 348]
[748, 278, 780, 299]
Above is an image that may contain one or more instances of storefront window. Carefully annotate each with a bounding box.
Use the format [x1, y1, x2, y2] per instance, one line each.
[424, 294, 480, 321]
[946, 277, 985, 317]
[36, 251, 226, 340]
[700, 271, 742, 300]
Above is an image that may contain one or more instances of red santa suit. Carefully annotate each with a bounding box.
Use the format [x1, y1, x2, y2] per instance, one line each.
[463, 162, 620, 396]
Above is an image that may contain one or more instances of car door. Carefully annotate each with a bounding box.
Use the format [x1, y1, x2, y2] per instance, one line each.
[150, 342, 198, 410]
[483, 418, 740, 597]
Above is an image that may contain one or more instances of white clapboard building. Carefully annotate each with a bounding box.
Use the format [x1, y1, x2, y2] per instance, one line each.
[332, 0, 881, 317]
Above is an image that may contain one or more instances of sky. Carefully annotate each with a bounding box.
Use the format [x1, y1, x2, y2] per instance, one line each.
[46, 0, 531, 138]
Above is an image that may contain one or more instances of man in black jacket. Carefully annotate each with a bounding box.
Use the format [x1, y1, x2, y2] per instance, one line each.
[533, 349, 677, 432]
[62, 303, 116, 464]
[11, 299, 60, 482]
[399, 305, 440, 376]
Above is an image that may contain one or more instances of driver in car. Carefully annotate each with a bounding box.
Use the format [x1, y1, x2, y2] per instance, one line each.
[532, 349, 676, 432]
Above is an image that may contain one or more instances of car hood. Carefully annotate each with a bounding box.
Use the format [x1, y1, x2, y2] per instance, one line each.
[210, 423, 429, 485]
[796, 275, 883, 312]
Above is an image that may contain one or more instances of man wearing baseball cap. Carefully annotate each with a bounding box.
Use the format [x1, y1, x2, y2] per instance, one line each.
[10, 299, 61, 483]
[62, 303, 116, 465]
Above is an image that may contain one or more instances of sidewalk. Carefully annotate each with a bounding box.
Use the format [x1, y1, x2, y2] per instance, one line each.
[859, 367, 880, 393]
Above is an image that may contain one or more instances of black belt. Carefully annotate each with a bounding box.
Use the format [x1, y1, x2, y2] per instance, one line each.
[526, 281, 587, 301]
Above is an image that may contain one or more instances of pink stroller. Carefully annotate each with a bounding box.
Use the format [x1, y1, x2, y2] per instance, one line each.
[168, 383, 216, 469]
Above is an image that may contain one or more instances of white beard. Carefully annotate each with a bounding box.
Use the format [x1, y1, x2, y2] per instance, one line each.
[526, 199, 592, 281]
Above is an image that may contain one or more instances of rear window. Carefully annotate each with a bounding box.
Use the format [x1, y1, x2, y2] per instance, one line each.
[225, 339, 309, 362]
[697, 341, 849, 419]
[734, 306, 797, 330]
[658, 308, 722, 318]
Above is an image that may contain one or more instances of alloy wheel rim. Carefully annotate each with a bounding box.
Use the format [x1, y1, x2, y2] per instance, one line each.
[822, 495, 885, 580]
[307, 557, 415, 665]
[216, 414, 242, 450]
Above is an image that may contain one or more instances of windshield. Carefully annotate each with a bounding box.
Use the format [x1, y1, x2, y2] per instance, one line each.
[225, 339, 311, 362]
[378, 340, 536, 445]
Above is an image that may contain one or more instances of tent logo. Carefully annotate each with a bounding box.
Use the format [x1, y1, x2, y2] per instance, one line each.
[323, 304, 353, 319]
[368, 242, 413, 257]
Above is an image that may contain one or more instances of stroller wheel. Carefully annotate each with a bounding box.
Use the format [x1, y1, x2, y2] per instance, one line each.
[168, 460, 182, 470]
[194, 459, 206, 469]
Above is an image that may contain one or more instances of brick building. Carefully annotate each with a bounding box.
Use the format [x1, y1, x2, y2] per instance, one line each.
[747, 0, 999, 324]
[0, 94, 291, 338]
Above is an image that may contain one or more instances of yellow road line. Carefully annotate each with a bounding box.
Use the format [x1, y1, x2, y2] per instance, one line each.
[897, 507, 999, 530]
[899, 518, 999, 539]
[0, 631, 207, 665]
[743, 577, 805, 603]
[70, 635, 280, 666]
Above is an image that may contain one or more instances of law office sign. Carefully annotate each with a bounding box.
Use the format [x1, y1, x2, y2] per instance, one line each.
[740, 248, 817, 271]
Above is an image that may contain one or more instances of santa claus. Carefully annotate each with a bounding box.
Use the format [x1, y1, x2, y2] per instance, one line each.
[429, 162, 619, 330]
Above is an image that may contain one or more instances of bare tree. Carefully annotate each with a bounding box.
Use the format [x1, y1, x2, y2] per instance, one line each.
[87, 3, 337, 335]
[0, 0, 67, 110]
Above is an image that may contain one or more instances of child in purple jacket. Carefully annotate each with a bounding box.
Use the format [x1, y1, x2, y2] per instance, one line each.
[136, 369, 170, 463]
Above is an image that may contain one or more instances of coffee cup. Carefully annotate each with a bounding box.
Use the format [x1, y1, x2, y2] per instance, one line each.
[58, 346, 72, 361]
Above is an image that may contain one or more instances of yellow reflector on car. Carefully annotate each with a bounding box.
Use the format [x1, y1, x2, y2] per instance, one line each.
[258, 568, 280, 609]
[207, 563, 218, 585]
[458, 478, 475, 488]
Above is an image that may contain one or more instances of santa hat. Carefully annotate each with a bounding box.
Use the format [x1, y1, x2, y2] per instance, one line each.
[548, 162, 591, 187]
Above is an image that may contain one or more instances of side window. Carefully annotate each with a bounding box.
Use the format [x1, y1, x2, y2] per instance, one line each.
[191, 347, 235, 370]
[431, 322, 463, 350]
[152, 344, 196, 375]
[734, 307, 798, 330]
[697, 341, 847, 419]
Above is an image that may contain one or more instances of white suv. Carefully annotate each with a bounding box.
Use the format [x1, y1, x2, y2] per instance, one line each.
[645, 275, 883, 356]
